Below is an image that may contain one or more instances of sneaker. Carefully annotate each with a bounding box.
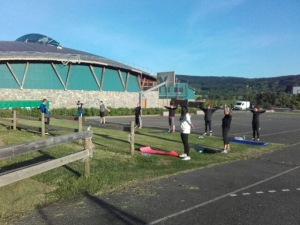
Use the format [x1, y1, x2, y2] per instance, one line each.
[44, 132, 49, 135]
[179, 153, 187, 158]
[203, 133, 207, 136]
[252, 138, 255, 141]
[257, 138, 260, 141]
[182, 156, 191, 161]
[221, 150, 228, 153]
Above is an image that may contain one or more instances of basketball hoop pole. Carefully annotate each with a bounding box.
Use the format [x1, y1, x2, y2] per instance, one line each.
[139, 71, 175, 105]
[139, 81, 167, 104]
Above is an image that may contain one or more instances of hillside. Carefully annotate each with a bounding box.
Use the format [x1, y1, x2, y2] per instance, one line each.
[176, 74, 300, 101]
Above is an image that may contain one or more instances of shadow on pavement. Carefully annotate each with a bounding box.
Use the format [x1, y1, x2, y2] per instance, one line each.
[84, 193, 147, 225]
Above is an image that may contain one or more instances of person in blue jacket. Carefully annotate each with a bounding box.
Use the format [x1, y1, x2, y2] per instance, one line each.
[77, 101, 84, 117]
[39, 99, 50, 125]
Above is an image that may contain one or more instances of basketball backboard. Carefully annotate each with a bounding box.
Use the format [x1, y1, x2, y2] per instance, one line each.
[157, 71, 175, 87]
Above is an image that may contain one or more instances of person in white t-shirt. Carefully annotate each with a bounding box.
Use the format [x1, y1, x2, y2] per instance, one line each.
[179, 106, 194, 161]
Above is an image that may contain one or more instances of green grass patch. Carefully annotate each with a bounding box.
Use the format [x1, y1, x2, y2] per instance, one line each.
[0, 120, 285, 223]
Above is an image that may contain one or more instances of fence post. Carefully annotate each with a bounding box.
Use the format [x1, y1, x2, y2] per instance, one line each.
[78, 116, 83, 132]
[41, 113, 45, 137]
[84, 137, 91, 178]
[130, 121, 135, 155]
[78, 116, 83, 144]
[13, 110, 17, 130]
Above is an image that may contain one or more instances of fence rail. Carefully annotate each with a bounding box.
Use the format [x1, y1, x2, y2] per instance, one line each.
[0, 110, 85, 136]
[0, 130, 93, 187]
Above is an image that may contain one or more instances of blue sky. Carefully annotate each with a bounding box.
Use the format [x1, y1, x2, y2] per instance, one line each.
[1, 0, 299, 78]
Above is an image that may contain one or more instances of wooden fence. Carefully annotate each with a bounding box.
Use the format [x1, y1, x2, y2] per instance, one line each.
[85, 119, 136, 155]
[0, 130, 93, 187]
[0, 110, 136, 156]
[0, 110, 85, 137]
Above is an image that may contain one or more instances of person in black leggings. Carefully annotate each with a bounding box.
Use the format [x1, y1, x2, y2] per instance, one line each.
[199, 104, 222, 136]
[179, 106, 194, 161]
[250, 106, 266, 141]
[222, 108, 232, 153]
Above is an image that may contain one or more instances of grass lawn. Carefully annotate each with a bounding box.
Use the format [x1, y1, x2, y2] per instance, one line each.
[0, 118, 285, 223]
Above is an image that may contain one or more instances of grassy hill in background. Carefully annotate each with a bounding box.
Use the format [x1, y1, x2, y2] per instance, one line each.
[176, 74, 300, 109]
[176, 74, 300, 102]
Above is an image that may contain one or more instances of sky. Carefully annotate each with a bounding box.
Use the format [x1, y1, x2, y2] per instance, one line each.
[0, 0, 299, 78]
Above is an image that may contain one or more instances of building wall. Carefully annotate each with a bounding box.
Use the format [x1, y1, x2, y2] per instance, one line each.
[0, 61, 163, 109]
[187, 87, 195, 100]
[0, 62, 142, 92]
[0, 88, 160, 109]
[293, 86, 300, 94]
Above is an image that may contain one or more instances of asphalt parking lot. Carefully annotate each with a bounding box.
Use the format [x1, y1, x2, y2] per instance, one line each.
[13, 111, 300, 225]
[102, 110, 300, 144]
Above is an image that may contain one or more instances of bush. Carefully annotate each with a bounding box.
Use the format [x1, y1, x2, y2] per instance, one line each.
[109, 108, 117, 116]
[91, 107, 99, 116]
[0, 107, 167, 118]
[155, 108, 164, 114]
[0, 110, 12, 118]
[51, 107, 74, 116]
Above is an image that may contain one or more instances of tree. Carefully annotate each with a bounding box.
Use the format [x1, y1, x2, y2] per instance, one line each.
[275, 92, 290, 107]
[291, 94, 300, 109]
[255, 92, 276, 108]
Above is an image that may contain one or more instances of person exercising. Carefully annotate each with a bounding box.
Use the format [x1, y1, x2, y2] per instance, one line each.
[222, 107, 232, 153]
[199, 104, 222, 136]
[164, 102, 178, 133]
[250, 106, 266, 141]
[133, 102, 142, 128]
[77, 101, 84, 117]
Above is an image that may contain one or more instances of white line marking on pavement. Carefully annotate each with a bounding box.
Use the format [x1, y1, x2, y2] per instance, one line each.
[230, 194, 237, 197]
[256, 191, 264, 194]
[282, 189, 290, 192]
[146, 166, 300, 225]
[232, 131, 253, 136]
[297, 188, 300, 191]
[268, 190, 276, 193]
[260, 128, 300, 137]
[242, 193, 250, 195]
[233, 128, 300, 137]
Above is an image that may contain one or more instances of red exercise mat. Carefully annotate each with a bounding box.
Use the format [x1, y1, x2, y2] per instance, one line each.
[139, 146, 179, 157]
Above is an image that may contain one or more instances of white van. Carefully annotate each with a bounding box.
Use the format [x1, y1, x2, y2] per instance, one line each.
[233, 101, 250, 110]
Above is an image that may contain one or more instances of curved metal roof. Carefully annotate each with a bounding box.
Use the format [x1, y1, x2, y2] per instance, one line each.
[16, 33, 62, 48]
[0, 41, 154, 79]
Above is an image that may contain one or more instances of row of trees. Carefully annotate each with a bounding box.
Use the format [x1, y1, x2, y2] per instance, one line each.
[177, 74, 300, 109]
[254, 92, 300, 109]
[197, 91, 300, 109]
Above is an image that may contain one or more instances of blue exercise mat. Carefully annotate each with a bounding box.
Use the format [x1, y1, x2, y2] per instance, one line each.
[230, 139, 268, 146]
